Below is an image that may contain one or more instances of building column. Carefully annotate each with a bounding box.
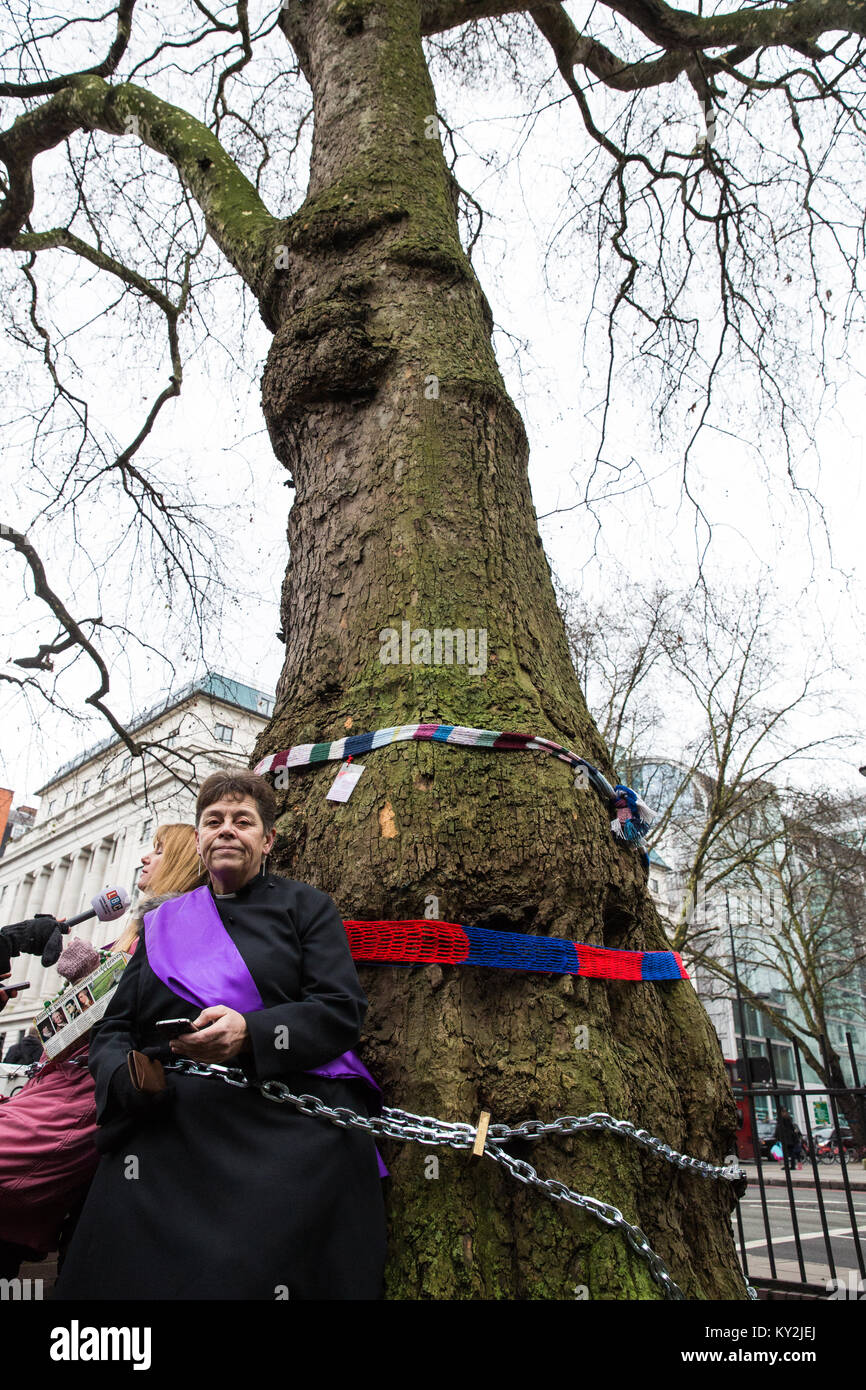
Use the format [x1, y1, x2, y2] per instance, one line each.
[19, 870, 43, 918]
[29, 864, 56, 916]
[111, 828, 127, 885]
[118, 828, 143, 907]
[45, 856, 73, 916]
[31, 863, 62, 1000]
[86, 839, 113, 898]
[82, 839, 114, 944]
[1, 872, 30, 924]
[65, 848, 91, 916]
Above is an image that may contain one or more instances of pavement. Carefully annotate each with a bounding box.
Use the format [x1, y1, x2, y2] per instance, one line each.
[735, 1162, 866, 1295]
[741, 1258, 853, 1292]
[741, 1160, 866, 1191]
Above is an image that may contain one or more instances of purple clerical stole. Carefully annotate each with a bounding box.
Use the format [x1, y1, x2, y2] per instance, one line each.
[143, 885, 387, 1176]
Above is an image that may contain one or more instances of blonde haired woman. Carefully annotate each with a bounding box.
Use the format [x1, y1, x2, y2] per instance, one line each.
[112, 824, 204, 952]
[0, 823, 204, 1279]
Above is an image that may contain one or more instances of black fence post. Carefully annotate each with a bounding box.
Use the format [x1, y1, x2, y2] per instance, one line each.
[819, 1033, 865, 1281]
[793, 1038, 837, 1283]
[765, 1036, 807, 1283]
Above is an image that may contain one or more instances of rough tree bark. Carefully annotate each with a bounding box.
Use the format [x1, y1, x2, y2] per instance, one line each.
[252, 0, 746, 1299]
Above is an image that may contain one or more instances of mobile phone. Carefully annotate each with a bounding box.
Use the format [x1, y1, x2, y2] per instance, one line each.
[0, 981, 30, 992]
[154, 1017, 198, 1039]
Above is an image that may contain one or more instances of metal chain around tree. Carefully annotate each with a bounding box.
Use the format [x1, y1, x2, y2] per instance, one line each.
[165, 1058, 756, 1301]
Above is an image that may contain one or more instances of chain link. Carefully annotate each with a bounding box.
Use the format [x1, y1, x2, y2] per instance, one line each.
[487, 1112, 741, 1181]
[165, 1058, 756, 1301]
[487, 1144, 685, 1299]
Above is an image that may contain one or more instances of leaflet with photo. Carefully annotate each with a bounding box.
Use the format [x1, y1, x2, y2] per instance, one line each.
[34, 951, 131, 1059]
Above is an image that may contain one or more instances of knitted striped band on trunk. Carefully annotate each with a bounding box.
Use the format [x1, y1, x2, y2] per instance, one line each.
[343, 919, 688, 982]
[254, 722, 654, 845]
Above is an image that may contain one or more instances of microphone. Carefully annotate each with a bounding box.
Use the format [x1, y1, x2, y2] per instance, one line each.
[62, 885, 131, 929]
[1, 886, 131, 971]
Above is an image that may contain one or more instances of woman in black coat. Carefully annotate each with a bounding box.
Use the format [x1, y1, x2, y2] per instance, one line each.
[55, 770, 386, 1301]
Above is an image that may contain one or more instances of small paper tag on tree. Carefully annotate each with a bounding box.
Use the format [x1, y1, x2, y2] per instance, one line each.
[326, 760, 365, 802]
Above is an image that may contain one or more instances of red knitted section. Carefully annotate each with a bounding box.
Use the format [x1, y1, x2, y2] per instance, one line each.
[672, 950, 689, 979]
[574, 943, 644, 980]
[492, 732, 534, 750]
[343, 920, 470, 964]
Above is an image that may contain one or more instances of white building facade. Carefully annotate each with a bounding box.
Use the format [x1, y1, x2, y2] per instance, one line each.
[0, 673, 273, 1055]
[636, 758, 866, 1135]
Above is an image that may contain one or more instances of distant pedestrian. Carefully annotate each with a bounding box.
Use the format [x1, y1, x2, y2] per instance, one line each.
[774, 1108, 799, 1171]
[2, 1026, 42, 1065]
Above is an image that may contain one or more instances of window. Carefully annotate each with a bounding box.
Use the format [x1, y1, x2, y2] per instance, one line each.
[82, 780, 90, 796]
[214, 723, 234, 744]
[256, 696, 272, 716]
[64, 789, 75, 806]
[742, 1004, 788, 1043]
[142, 819, 153, 843]
[771, 1044, 795, 1083]
[650, 877, 659, 892]
[47, 800, 56, 816]
[99, 765, 110, 785]
[121, 755, 132, 773]
[165, 727, 181, 746]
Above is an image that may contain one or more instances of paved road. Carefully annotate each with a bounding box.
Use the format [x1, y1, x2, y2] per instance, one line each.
[733, 1180, 866, 1285]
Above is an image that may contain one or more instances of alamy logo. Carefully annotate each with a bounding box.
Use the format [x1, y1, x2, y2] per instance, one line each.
[49, 1321, 152, 1370]
[379, 622, 487, 675]
[826, 1272, 865, 1299]
[0, 1277, 43, 1300]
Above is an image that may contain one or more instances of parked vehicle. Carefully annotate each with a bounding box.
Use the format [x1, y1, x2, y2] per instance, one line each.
[812, 1125, 856, 1162]
[755, 1120, 777, 1159]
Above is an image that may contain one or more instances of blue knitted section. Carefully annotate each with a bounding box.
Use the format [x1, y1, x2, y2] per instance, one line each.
[640, 951, 682, 981]
[345, 731, 377, 757]
[463, 925, 578, 973]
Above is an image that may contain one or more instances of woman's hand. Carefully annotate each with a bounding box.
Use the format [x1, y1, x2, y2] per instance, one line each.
[0, 972, 23, 1013]
[170, 1005, 249, 1062]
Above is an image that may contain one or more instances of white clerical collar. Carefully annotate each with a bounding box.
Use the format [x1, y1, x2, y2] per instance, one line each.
[213, 891, 237, 899]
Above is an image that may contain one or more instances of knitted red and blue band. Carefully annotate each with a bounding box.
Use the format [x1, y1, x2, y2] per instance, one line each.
[343, 919, 688, 982]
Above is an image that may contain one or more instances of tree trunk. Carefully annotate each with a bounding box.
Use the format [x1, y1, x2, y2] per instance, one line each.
[253, 0, 747, 1297]
[823, 1045, 866, 1151]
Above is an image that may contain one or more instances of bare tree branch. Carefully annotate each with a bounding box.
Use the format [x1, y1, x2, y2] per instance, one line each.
[0, 0, 137, 98]
[1, 524, 139, 749]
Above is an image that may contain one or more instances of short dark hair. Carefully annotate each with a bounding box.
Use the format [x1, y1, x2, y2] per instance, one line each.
[195, 769, 277, 833]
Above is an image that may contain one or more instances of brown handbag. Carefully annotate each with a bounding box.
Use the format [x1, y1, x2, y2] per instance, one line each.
[127, 1050, 167, 1094]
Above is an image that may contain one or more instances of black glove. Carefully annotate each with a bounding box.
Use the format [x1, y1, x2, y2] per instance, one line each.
[38, 924, 66, 967]
[1, 914, 67, 967]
